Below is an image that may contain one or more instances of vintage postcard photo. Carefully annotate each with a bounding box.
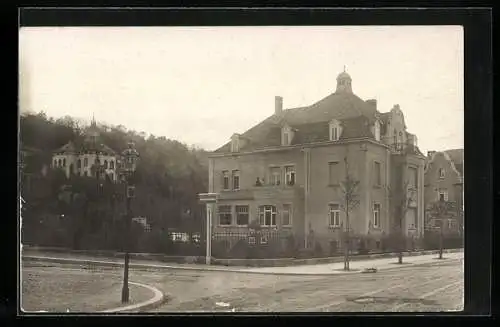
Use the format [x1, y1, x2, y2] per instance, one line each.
[19, 25, 464, 313]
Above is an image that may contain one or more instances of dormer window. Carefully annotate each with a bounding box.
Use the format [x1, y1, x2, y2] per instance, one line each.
[281, 124, 293, 146]
[329, 120, 341, 141]
[439, 168, 446, 179]
[231, 134, 240, 152]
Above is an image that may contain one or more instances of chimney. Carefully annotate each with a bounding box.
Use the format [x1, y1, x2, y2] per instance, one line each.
[275, 96, 283, 115]
[427, 151, 436, 158]
[366, 99, 377, 110]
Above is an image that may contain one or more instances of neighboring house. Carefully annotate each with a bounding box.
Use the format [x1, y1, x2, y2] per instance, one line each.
[424, 149, 464, 235]
[51, 116, 119, 182]
[206, 69, 426, 253]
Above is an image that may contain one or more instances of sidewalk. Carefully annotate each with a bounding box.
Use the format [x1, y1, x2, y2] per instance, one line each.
[22, 249, 463, 276]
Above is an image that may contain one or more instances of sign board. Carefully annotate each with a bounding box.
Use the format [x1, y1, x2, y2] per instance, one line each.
[198, 193, 218, 204]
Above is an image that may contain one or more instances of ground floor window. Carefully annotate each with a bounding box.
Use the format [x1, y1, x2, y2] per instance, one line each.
[373, 203, 381, 228]
[259, 205, 277, 227]
[218, 205, 232, 225]
[236, 205, 249, 226]
[329, 204, 340, 227]
[282, 204, 292, 226]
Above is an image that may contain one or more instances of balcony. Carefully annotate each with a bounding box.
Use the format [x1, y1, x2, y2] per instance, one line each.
[390, 142, 420, 155]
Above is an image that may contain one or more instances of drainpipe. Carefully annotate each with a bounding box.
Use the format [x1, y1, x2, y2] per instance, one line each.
[303, 148, 310, 248]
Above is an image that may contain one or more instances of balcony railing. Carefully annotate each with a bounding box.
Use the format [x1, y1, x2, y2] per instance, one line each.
[390, 142, 418, 155]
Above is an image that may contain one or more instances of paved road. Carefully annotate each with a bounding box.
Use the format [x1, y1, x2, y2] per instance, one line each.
[22, 257, 463, 313]
[148, 258, 463, 312]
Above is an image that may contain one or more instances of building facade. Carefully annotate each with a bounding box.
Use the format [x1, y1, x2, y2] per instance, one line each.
[207, 70, 426, 252]
[424, 149, 464, 234]
[51, 117, 119, 181]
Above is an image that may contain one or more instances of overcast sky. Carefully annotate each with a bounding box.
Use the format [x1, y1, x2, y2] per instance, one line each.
[19, 26, 463, 152]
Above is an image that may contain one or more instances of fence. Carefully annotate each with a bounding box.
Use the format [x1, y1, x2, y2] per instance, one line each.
[212, 230, 296, 259]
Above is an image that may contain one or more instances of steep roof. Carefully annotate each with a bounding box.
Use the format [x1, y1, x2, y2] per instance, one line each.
[444, 148, 464, 175]
[54, 139, 117, 156]
[214, 91, 379, 153]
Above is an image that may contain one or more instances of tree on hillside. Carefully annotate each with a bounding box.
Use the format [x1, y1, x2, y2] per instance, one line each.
[20, 110, 210, 251]
[339, 156, 360, 271]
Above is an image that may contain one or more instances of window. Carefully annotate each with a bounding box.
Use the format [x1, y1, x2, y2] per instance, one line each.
[236, 205, 249, 225]
[104, 160, 108, 169]
[218, 205, 232, 225]
[329, 204, 340, 227]
[328, 162, 339, 185]
[248, 236, 256, 245]
[109, 173, 114, 181]
[408, 167, 418, 189]
[63, 158, 66, 167]
[282, 204, 292, 226]
[231, 137, 239, 152]
[285, 166, 296, 186]
[77, 159, 81, 169]
[283, 131, 289, 146]
[439, 168, 445, 179]
[373, 203, 381, 228]
[58, 159, 62, 167]
[438, 189, 448, 202]
[373, 161, 381, 186]
[53, 159, 57, 167]
[232, 170, 240, 190]
[448, 219, 453, 229]
[270, 167, 281, 185]
[110, 160, 114, 169]
[222, 171, 230, 190]
[393, 129, 397, 144]
[84, 158, 88, 167]
[374, 121, 380, 141]
[331, 126, 339, 141]
[259, 205, 277, 227]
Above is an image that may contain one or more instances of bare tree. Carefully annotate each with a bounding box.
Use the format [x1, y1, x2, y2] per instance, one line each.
[386, 180, 412, 264]
[426, 198, 456, 259]
[339, 156, 360, 271]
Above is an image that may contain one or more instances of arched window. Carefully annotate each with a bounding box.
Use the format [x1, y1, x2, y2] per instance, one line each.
[104, 160, 108, 169]
[84, 158, 88, 167]
[53, 159, 57, 167]
[110, 160, 114, 169]
[77, 159, 81, 168]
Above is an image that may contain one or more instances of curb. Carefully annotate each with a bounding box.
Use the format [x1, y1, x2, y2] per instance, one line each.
[100, 281, 165, 313]
[22, 253, 463, 277]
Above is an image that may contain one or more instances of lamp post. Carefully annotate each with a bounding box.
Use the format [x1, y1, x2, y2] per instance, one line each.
[120, 141, 139, 304]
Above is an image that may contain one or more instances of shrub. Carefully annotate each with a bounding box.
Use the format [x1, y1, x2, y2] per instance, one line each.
[313, 241, 324, 257]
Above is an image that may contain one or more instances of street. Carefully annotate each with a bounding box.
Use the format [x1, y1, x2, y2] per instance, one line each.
[22, 256, 463, 313]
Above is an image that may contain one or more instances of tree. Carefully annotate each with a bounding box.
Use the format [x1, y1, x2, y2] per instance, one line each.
[339, 156, 360, 271]
[426, 198, 456, 259]
[386, 180, 412, 264]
